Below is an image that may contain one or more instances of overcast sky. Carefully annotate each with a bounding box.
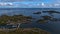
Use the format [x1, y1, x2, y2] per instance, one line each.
[0, 0, 60, 8]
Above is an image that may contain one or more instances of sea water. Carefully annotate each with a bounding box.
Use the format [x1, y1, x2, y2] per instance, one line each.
[0, 8, 60, 34]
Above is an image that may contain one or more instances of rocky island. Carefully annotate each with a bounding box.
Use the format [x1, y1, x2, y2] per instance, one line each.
[0, 14, 33, 25]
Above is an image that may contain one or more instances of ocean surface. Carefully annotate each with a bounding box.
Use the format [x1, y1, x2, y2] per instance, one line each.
[0, 8, 60, 34]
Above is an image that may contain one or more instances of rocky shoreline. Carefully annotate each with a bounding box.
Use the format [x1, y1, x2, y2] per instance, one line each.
[0, 28, 51, 34]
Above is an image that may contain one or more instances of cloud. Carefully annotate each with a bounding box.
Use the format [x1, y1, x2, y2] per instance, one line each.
[0, 0, 60, 8]
[54, 4, 60, 6]
[0, 2, 13, 6]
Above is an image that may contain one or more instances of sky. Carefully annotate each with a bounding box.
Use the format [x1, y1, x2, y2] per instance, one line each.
[0, 0, 60, 8]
